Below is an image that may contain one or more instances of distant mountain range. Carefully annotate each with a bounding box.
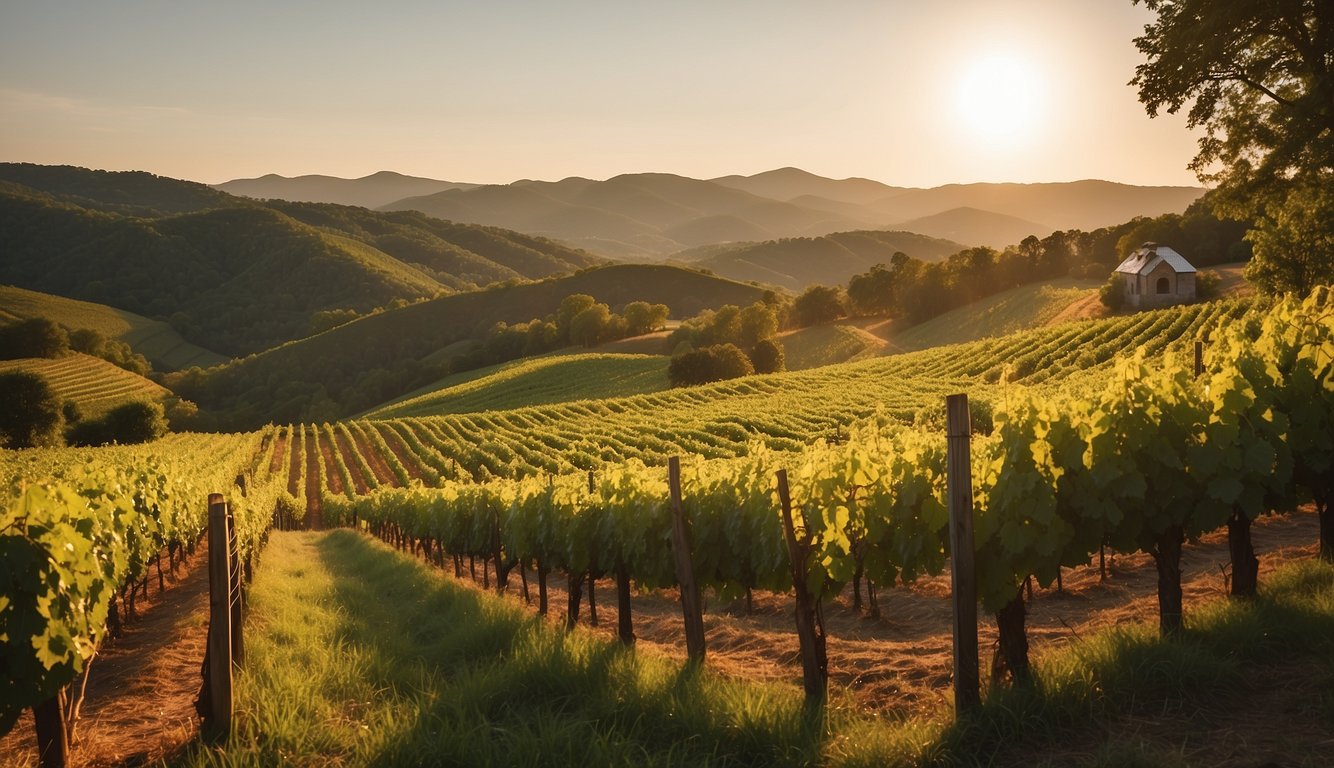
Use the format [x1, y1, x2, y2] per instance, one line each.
[215, 170, 477, 209]
[0, 164, 599, 356]
[215, 166, 1205, 256]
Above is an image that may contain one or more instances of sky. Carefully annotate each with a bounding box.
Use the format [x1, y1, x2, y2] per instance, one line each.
[0, 0, 1202, 188]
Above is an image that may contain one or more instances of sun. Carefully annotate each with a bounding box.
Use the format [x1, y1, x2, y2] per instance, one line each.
[954, 53, 1046, 147]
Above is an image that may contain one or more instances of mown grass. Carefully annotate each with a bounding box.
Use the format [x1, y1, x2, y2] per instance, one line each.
[171, 532, 1334, 767]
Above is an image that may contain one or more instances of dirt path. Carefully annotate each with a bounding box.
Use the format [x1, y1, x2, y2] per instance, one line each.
[0, 548, 211, 768]
[1046, 291, 1108, 326]
[429, 507, 1322, 717]
[286, 426, 303, 496]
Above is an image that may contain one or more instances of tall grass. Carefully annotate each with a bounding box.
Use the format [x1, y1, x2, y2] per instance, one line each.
[171, 532, 1334, 767]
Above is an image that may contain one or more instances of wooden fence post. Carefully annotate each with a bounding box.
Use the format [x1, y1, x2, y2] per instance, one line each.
[226, 505, 244, 667]
[668, 456, 706, 663]
[946, 394, 980, 714]
[1194, 339, 1204, 378]
[204, 493, 233, 735]
[776, 469, 827, 703]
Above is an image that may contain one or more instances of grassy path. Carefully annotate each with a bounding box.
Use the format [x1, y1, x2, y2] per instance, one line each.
[178, 530, 823, 767]
[170, 530, 1334, 768]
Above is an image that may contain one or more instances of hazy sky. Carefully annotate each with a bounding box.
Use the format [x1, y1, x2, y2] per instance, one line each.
[0, 0, 1201, 187]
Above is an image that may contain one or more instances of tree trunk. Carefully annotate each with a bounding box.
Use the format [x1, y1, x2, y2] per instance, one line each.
[616, 562, 635, 645]
[586, 572, 598, 626]
[33, 690, 68, 768]
[1318, 490, 1332, 563]
[1228, 511, 1259, 598]
[1151, 525, 1185, 636]
[538, 560, 549, 616]
[992, 589, 1030, 685]
[565, 570, 584, 631]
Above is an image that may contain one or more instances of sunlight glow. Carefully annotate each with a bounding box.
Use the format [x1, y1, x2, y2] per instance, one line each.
[954, 54, 1047, 147]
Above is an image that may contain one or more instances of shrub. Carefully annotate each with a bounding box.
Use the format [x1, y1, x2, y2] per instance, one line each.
[1099, 275, 1126, 311]
[668, 343, 755, 387]
[750, 339, 785, 374]
[0, 318, 70, 360]
[67, 400, 168, 446]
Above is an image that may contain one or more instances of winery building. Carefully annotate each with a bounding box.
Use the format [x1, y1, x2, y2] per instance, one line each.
[1113, 243, 1196, 309]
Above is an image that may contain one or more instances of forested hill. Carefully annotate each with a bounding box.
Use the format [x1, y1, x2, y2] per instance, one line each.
[171, 264, 768, 428]
[0, 164, 602, 356]
[673, 230, 964, 290]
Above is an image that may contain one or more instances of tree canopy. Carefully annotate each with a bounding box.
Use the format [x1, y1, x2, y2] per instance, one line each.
[1131, 0, 1332, 294]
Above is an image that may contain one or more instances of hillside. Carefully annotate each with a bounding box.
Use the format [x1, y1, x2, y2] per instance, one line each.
[0, 285, 227, 370]
[677, 229, 963, 290]
[0, 353, 171, 418]
[367, 353, 670, 418]
[891, 206, 1052, 249]
[215, 171, 476, 209]
[377, 168, 1202, 260]
[886, 278, 1105, 352]
[173, 264, 768, 427]
[320, 299, 1251, 479]
[0, 165, 601, 356]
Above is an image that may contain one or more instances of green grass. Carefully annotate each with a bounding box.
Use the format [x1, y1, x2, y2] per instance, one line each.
[0, 285, 227, 370]
[366, 353, 671, 418]
[173, 530, 1334, 767]
[779, 324, 886, 371]
[891, 278, 1101, 352]
[0, 352, 171, 418]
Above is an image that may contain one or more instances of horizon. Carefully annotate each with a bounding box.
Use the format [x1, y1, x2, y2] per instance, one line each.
[1, 1, 1202, 189]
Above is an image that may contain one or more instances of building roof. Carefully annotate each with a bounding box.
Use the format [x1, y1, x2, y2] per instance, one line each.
[1114, 242, 1196, 276]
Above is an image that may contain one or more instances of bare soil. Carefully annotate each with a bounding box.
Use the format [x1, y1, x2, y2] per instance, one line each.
[349, 424, 400, 487]
[0, 548, 212, 768]
[330, 427, 371, 495]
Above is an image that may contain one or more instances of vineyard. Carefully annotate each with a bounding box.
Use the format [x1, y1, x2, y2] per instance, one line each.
[302, 298, 1252, 491]
[0, 354, 171, 418]
[2, 290, 1331, 766]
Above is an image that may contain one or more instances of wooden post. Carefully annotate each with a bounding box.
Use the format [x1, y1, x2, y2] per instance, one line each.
[945, 394, 980, 714]
[1194, 339, 1204, 378]
[226, 505, 244, 667]
[32, 691, 68, 768]
[776, 469, 827, 703]
[204, 493, 233, 735]
[668, 456, 706, 663]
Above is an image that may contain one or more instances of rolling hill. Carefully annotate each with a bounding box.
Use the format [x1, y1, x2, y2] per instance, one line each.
[215, 171, 477, 209]
[367, 353, 671, 419]
[676, 230, 964, 290]
[173, 264, 769, 428]
[367, 168, 1202, 260]
[0, 353, 171, 418]
[0, 164, 601, 356]
[0, 285, 227, 370]
[891, 207, 1052, 249]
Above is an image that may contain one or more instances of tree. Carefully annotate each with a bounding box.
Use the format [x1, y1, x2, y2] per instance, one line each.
[1131, 0, 1334, 291]
[791, 285, 845, 327]
[845, 262, 899, 316]
[0, 371, 64, 448]
[66, 400, 168, 446]
[569, 303, 613, 347]
[555, 294, 597, 342]
[738, 302, 778, 347]
[623, 301, 670, 336]
[0, 318, 69, 360]
[750, 338, 786, 374]
[1244, 183, 1334, 296]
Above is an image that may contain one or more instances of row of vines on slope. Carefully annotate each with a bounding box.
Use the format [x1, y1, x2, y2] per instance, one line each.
[282, 299, 1252, 496]
[324, 289, 1331, 697]
[0, 428, 296, 734]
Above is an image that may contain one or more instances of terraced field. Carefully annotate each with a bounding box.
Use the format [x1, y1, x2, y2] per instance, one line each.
[0, 353, 172, 417]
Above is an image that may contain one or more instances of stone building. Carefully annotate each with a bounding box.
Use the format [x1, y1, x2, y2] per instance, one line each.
[1113, 242, 1196, 308]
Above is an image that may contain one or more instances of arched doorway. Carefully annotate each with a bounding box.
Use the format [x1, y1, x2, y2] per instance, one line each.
[1156, 277, 1171, 294]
